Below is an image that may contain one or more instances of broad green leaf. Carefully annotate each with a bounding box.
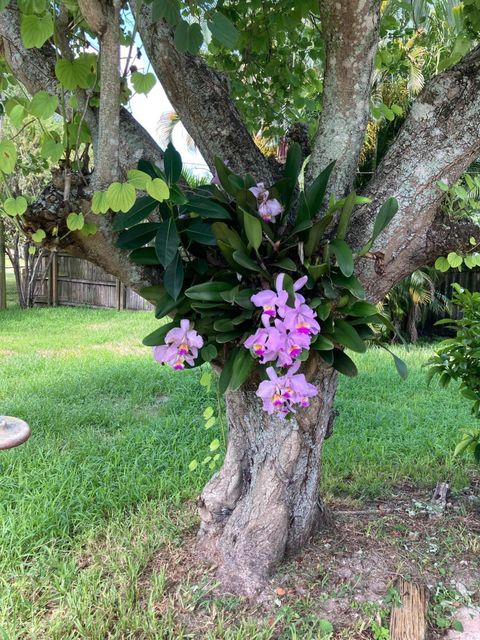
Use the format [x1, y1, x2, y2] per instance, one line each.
[106, 182, 136, 213]
[232, 250, 262, 272]
[347, 301, 379, 317]
[29, 91, 58, 119]
[186, 219, 216, 245]
[142, 319, 179, 345]
[332, 319, 366, 353]
[163, 252, 184, 299]
[332, 349, 358, 377]
[116, 222, 161, 250]
[127, 169, 152, 190]
[129, 247, 160, 265]
[0, 140, 17, 174]
[151, 0, 180, 24]
[174, 20, 203, 55]
[18, 0, 45, 12]
[80, 222, 97, 236]
[66, 212, 84, 231]
[447, 251, 463, 268]
[112, 196, 158, 230]
[464, 254, 476, 269]
[212, 222, 244, 249]
[146, 177, 170, 202]
[213, 157, 239, 197]
[3, 196, 27, 216]
[164, 142, 182, 184]
[229, 348, 254, 391]
[299, 160, 335, 219]
[336, 191, 357, 240]
[188, 459, 199, 471]
[185, 196, 231, 219]
[9, 104, 26, 128]
[208, 11, 240, 49]
[185, 281, 232, 301]
[243, 211, 262, 251]
[31, 229, 46, 242]
[392, 353, 408, 380]
[91, 191, 110, 214]
[55, 54, 97, 90]
[330, 239, 354, 277]
[155, 218, 179, 267]
[312, 335, 334, 351]
[41, 139, 64, 163]
[272, 257, 297, 271]
[360, 197, 398, 254]
[20, 13, 54, 48]
[131, 71, 156, 94]
[434, 256, 450, 272]
[201, 344, 218, 362]
[218, 347, 237, 393]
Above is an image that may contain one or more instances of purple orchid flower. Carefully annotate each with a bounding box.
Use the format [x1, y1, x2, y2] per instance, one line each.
[249, 182, 269, 204]
[258, 198, 284, 222]
[153, 320, 204, 370]
[283, 303, 320, 336]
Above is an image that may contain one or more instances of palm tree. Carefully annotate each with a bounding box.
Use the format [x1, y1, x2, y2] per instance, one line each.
[384, 269, 451, 342]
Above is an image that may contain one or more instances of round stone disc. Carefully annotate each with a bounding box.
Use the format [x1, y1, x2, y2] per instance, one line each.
[0, 416, 31, 450]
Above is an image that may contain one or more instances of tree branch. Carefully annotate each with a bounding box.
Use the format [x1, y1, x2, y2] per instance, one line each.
[78, 0, 121, 187]
[307, 0, 381, 195]
[133, 4, 277, 181]
[351, 46, 480, 299]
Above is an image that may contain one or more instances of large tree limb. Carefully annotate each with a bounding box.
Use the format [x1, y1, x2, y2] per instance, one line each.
[134, 4, 276, 181]
[352, 45, 480, 299]
[78, 0, 121, 187]
[307, 0, 381, 196]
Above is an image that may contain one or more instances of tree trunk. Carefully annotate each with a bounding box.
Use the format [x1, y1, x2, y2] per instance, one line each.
[197, 361, 338, 597]
[407, 304, 419, 344]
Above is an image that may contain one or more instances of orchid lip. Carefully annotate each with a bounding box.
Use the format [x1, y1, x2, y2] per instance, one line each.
[253, 344, 265, 355]
[173, 363, 185, 370]
[296, 325, 311, 334]
[288, 346, 302, 357]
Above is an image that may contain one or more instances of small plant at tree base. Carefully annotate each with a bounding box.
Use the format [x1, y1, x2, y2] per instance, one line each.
[427, 284, 480, 463]
[133, 142, 405, 419]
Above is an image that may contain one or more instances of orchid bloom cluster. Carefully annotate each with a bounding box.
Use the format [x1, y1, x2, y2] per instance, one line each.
[153, 319, 203, 370]
[245, 274, 319, 416]
[152, 275, 320, 418]
[248, 183, 284, 223]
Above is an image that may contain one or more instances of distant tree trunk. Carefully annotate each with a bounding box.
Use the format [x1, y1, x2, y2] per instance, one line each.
[407, 304, 420, 343]
[197, 360, 338, 596]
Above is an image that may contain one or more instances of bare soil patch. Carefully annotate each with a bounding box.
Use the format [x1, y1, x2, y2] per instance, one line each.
[138, 489, 480, 639]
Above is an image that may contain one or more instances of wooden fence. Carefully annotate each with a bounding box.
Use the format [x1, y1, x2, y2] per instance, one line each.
[35, 252, 152, 311]
[32, 253, 480, 318]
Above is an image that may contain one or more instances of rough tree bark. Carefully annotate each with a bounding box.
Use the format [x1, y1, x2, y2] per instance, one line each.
[197, 360, 338, 596]
[307, 0, 381, 196]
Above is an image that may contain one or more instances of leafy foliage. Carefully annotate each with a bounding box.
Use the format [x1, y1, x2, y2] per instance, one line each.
[427, 284, 480, 462]
[113, 142, 404, 392]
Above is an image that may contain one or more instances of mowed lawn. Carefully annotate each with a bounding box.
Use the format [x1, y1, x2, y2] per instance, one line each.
[0, 306, 476, 638]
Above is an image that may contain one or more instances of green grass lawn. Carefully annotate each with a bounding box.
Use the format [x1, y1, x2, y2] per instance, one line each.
[0, 306, 477, 638]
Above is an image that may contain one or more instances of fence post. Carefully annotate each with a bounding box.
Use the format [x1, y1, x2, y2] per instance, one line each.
[51, 251, 58, 306]
[115, 279, 121, 311]
[120, 282, 126, 310]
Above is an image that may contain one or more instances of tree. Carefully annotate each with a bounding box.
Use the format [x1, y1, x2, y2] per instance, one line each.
[1, 0, 480, 597]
